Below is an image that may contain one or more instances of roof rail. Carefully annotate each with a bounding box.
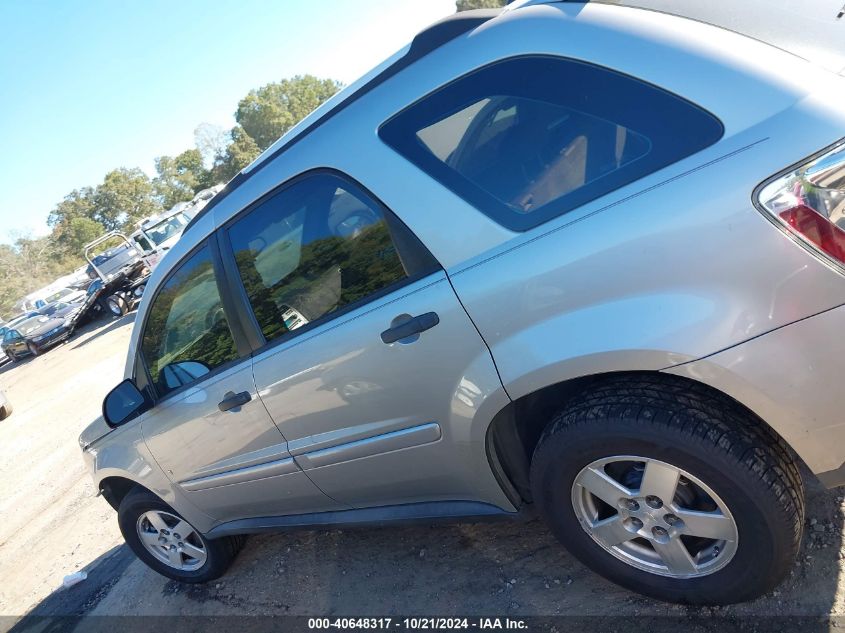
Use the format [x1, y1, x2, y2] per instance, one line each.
[182, 8, 501, 235]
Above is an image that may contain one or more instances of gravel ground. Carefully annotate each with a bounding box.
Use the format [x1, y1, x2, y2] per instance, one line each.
[0, 314, 844, 629]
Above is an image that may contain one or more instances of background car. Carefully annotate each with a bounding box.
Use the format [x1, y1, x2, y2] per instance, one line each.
[0, 389, 11, 421]
[0, 312, 40, 342]
[2, 313, 73, 360]
[34, 287, 86, 310]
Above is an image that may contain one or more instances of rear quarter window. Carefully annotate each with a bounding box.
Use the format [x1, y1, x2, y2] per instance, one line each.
[379, 55, 723, 231]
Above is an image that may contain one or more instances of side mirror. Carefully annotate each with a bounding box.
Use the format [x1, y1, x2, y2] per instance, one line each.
[103, 379, 148, 427]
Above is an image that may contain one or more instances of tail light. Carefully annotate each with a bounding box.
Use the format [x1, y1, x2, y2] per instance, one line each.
[757, 142, 845, 269]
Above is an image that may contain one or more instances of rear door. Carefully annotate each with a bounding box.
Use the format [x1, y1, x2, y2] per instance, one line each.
[136, 240, 344, 523]
[219, 171, 511, 510]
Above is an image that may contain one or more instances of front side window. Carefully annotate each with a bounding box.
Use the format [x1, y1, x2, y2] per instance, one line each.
[140, 245, 239, 397]
[380, 56, 724, 231]
[227, 172, 432, 344]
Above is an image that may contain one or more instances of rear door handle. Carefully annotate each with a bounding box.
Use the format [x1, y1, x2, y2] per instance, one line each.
[380, 312, 440, 344]
[218, 390, 251, 412]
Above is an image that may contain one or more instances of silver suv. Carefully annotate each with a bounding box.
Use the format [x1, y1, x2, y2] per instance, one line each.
[80, 1, 845, 605]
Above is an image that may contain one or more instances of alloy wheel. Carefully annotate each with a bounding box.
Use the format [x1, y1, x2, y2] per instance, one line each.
[571, 455, 738, 578]
[136, 510, 207, 571]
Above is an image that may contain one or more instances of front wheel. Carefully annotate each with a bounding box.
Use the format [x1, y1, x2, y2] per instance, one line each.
[530, 375, 803, 605]
[118, 488, 244, 583]
[27, 343, 39, 357]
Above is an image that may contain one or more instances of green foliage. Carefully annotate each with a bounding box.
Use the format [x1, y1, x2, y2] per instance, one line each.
[456, 0, 507, 10]
[236, 75, 341, 151]
[154, 149, 212, 209]
[54, 217, 106, 256]
[47, 168, 163, 234]
[212, 125, 261, 183]
[0, 234, 72, 318]
[94, 168, 163, 229]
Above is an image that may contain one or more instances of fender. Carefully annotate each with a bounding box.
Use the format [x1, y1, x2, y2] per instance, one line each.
[83, 418, 216, 533]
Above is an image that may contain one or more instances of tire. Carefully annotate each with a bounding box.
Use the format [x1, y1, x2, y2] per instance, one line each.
[106, 294, 129, 317]
[27, 343, 39, 357]
[6, 351, 16, 363]
[117, 488, 244, 583]
[530, 374, 803, 605]
[0, 403, 11, 420]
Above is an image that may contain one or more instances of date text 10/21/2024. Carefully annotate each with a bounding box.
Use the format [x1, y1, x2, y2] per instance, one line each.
[307, 618, 529, 630]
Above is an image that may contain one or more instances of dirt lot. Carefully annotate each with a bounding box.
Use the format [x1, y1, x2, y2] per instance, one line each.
[1, 314, 845, 627]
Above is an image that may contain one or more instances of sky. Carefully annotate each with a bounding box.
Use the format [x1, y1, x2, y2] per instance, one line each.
[0, 0, 456, 244]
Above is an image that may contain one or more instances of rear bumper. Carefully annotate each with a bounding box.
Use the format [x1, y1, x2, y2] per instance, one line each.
[665, 301, 845, 486]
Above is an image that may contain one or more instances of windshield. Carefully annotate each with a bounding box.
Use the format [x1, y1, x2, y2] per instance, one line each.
[44, 288, 73, 303]
[17, 316, 51, 336]
[142, 213, 189, 246]
[40, 302, 71, 316]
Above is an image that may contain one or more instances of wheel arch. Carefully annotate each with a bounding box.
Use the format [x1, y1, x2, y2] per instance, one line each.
[486, 370, 809, 505]
[99, 476, 155, 511]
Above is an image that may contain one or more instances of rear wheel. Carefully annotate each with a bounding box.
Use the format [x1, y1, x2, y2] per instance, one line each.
[106, 293, 129, 317]
[118, 488, 244, 583]
[530, 375, 803, 605]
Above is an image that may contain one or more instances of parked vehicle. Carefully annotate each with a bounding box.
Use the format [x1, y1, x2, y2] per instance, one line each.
[0, 312, 40, 342]
[81, 232, 151, 318]
[34, 287, 86, 310]
[185, 185, 225, 219]
[129, 207, 192, 270]
[2, 313, 73, 359]
[80, 1, 845, 605]
[0, 389, 11, 421]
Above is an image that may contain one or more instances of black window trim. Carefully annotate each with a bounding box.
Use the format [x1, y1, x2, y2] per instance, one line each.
[133, 237, 253, 405]
[216, 167, 443, 358]
[378, 53, 726, 232]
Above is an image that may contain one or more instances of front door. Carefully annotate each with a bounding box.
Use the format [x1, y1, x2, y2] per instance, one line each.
[221, 171, 511, 510]
[135, 242, 344, 522]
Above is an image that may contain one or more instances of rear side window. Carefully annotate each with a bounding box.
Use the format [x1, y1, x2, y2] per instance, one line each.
[379, 56, 723, 231]
[226, 172, 439, 344]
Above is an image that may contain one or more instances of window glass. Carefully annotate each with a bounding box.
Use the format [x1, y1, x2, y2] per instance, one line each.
[228, 173, 412, 343]
[141, 245, 238, 397]
[380, 56, 724, 231]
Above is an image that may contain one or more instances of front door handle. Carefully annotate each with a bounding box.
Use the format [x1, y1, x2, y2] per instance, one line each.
[218, 390, 251, 412]
[380, 312, 440, 344]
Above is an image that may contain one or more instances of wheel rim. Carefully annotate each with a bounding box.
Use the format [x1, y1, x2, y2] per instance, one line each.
[107, 297, 122, 315]
[136, 510, 207, 571]
[571, 455, 738, 578]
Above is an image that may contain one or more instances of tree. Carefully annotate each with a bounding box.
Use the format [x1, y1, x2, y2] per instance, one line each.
[153, 149, 211, 209]
[212, 125, 261, 182]
[47, 187, 96, 229]
[194, 123, 231, 168]
[0, 233, 70, 317]
[93, 168, 162, 229]
[53, 216, 106, 256]
[456, 0, 507, 10]
[235, 75, 341, 151]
